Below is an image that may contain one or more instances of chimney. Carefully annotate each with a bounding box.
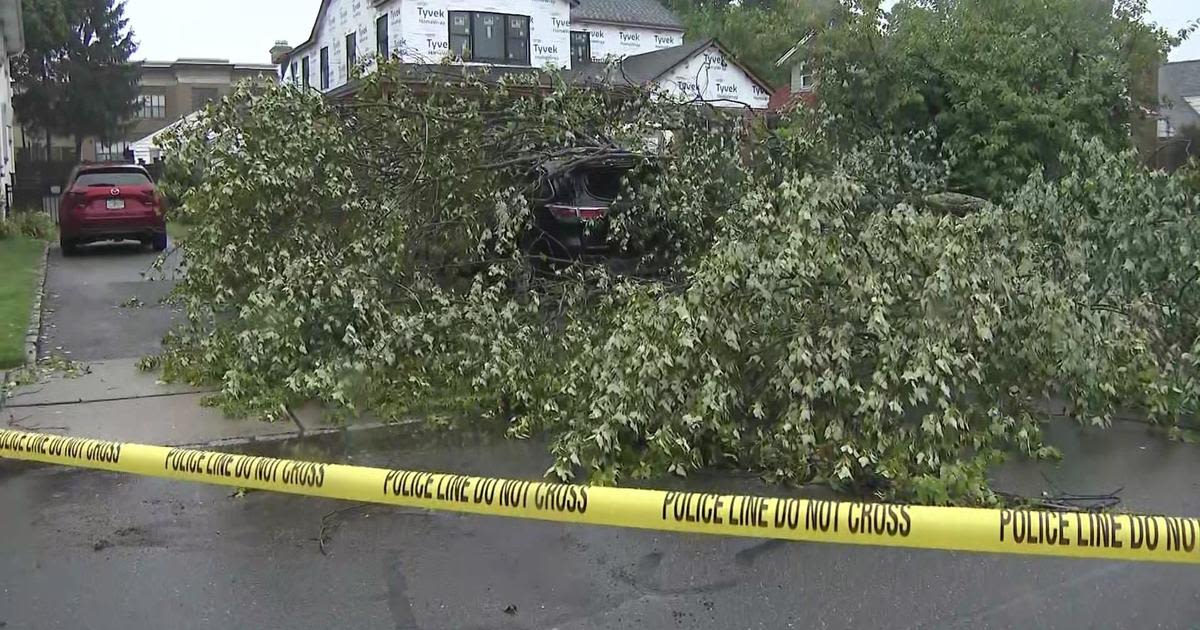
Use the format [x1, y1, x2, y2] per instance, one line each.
[269, 40, 293, 65]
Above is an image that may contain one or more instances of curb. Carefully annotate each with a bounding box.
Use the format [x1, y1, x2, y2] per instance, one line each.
[23, 242, 50, 366]
[0, 418, 418, 474]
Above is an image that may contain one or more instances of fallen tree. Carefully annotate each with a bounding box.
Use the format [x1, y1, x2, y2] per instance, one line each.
[154, 64, 1200, 505]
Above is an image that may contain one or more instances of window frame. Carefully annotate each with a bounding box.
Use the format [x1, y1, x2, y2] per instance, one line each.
[446, 11, 531, 67]
[376, 14, 389, 58]
[94, 141, 132, 163]
[136, 93, 165, 119]
[301, 56, 310, 87]
[570, 31, 591, 64]
[504, 15, 529, 65]
[319, 46, 330, 90]
[346, 32, 357, 70]
[1157, 118, 1176, 139]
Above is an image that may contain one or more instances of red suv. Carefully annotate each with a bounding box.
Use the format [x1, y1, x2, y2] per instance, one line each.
[58, 163, 166, 256]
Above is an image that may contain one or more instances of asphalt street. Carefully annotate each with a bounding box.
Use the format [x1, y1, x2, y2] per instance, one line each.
[1, 243, 1198, 629]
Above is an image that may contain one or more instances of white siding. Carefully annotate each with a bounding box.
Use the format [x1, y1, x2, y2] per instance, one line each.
[656, 45, 771, 110]
[0, 55, 13, 206]
[286, 0, 575, 91]
[399, 0, 571, 67]
[578, 22, 682, 61]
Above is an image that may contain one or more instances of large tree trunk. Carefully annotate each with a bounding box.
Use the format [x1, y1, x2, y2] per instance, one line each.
[45, 128, 52, 162]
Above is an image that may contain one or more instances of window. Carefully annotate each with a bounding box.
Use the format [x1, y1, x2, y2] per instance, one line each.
[137, 94, 165, 119]
[346, 33, 357, 70]
[191, 87, 219, 110]
[584, 169, 625, 201]
[798, 73, 814, 91]
[1158, 119, 1176, 139]
[376, 14, 389, 57]
[320, 46, 330, 89]
[449, 12, 470, 58]
[94, 141, 131, 163]
[301, 56, 310, 87]
[75, 168, 152, 187]
[505, 15, 529, 64]
[570, 31, 591, 64]
[291, 61, 299, 85]
[472, 14, 504, 61]
[447, 11, 530, 66]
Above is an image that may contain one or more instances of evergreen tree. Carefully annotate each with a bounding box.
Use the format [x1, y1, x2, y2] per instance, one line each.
[12, 0, 140, 160]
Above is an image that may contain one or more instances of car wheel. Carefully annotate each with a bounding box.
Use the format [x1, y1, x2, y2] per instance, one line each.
[60, 237, 77, 257]
[151, 232, 168, 252]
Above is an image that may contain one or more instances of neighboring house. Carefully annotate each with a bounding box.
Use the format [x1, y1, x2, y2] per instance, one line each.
[13, 58, 278, 165]
[122, 59, 279, 162]
[278, 0, 771, 110]
[570, 0, 683, 62]
[0, 0, 23, 217]
[771, 31, 819, 111]
[1156, 59, 1200, 170]
[573, 38, 773, 109]
[775, 31, 816, 98]
[10, 58, 276, 210]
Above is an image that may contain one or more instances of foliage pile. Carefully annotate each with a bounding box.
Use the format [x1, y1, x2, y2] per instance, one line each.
[0, 211, 56, 240]
[154, 60, 1200, 504]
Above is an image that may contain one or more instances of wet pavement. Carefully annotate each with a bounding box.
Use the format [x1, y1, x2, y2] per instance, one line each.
[1, 430, 1198, 630]
[2, 243, 1199, 629]
[7, 243, 341, 448]
[38, 241, 184, 363]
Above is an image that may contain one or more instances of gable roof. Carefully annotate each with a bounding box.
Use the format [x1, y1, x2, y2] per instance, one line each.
[775, 31, 816, 68]
[608, 37, 711, 83]
[571, 0, 684, 30]
[570, 38, 774, 105]
[1159, 60, 1200, 133]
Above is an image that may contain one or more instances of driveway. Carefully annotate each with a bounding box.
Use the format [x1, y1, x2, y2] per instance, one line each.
[39, 241, 184, 362]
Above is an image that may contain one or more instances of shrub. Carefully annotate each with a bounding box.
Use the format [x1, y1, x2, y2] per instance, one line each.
[0, 211, 56, 240]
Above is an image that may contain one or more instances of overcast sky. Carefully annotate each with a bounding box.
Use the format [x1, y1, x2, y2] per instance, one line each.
[125, 0, 1198, 65]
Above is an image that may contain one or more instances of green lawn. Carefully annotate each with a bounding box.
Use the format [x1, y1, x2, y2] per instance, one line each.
[0, 238, 45, 369]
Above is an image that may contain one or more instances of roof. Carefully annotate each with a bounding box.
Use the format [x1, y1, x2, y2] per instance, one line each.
[570, 0, 683, 30]
[573, 38, 711, 84]
[130, 111, 204, 152]
[775, 31, 816, 68]
[570, 38, 773, 95]
[141, 59, 278, 72]
[1159, 60, 1200, 133]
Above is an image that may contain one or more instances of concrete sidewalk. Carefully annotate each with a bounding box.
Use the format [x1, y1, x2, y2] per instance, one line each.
[3, 243, 350, 450]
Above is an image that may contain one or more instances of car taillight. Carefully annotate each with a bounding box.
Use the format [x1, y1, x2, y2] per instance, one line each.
[548, 205, 607, 220]
[62, 191, 87, 214]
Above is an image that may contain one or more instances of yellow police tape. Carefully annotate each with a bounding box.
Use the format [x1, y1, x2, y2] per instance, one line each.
[1, 428, 1197, 564]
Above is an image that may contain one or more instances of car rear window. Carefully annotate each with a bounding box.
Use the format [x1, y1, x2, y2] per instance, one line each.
[74, 169, 152, 187]
[583, 169, 626, 201]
